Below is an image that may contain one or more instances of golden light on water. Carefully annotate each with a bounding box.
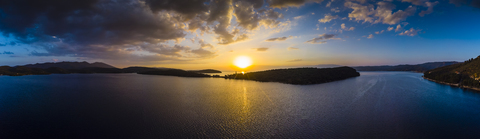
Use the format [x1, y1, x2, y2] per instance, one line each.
[234, 56, 252, 69]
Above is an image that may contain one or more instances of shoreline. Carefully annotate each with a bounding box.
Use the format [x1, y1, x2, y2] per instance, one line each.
[423, 76, 480, 92]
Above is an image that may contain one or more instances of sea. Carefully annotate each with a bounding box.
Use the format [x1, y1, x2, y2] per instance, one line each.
[1, 72, 480, 138]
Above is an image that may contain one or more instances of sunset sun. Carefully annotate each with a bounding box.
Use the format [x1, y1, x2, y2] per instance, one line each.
[234, 56, 252, 69]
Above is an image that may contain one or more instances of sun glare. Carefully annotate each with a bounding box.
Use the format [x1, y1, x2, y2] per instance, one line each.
[234, 56, 252, 69]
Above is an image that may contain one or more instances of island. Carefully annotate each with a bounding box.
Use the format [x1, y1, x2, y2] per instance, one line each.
[188, 69, 222, 73]
[423, 56, 480, 91]
[224, 67, 360, 85]
[354, 61, 459, 72]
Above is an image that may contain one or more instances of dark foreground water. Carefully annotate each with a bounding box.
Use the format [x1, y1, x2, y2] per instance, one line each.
[1, 72, 480, 138]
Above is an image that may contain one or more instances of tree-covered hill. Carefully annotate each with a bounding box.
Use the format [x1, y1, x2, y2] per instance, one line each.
[225, 67, 360, 85]
[424, 56, 480, 88]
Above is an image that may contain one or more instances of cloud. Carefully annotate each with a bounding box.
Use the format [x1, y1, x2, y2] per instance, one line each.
[345, 1, 417, 25]
[294, 15, 305, 20]
[1, 51, 14, 55]
[341, 23, 355, 31]
[331, 8, 340, 13]
[0, 0, 287, 62]
[288, 47, 299, 50]
[367, 34, 374, 39]
[450, 0, 480, 8]
[255, 47, 269, 51]
[451, 0, 480, 10]
[401, 0, 429, 6]
[268, 0, 324, 8]
[0, 41, 16, 47]
[395, 24, 404, 32]
[387, 26, 394, 31]
[319, 14, 339, 23]
[306, 33, 340, 44]
[288, 59, 303, 62]
[266, 36, 294, 41]
[419, 1, 439, 17]
[375, 30, 385, 34]
[399, 28, 422, 36]
[191, 48, 218, 58]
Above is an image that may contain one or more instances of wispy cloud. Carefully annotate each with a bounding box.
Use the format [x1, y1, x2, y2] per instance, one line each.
[1, 51, 14, 55]
[266, 36, 295, 42]
[254, 47, 269, 51]
[399, 28, 422, 36]
[367, 34, 374, 39]
[306, 34, 341, 44]
[288, 47, 299, 50]
[288, 59, 303, 62]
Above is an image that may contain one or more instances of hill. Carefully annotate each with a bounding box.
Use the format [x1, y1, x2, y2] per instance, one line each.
[24, 61, 116, 69]
[224, 67, 360, 85]
[0, 66, 50, 76]
[424, 56, 480, 90]
[353, 62, 459, 72]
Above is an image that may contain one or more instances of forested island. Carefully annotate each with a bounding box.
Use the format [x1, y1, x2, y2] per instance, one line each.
[424, 56, 480, 91]
[354, 62, 459, 72]
[225, 67, 360, 85]
[188, 69, 222, 73]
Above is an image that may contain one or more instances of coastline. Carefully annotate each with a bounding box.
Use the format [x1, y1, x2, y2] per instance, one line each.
[423, 76, 480, 92]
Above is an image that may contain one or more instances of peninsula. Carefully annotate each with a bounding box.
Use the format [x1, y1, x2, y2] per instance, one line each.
[424, 56, 480, 91]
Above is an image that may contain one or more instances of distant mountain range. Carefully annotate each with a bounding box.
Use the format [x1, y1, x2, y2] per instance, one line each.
[424, 56, 480, 90]
[0, 62, 223, 77]
[24, 61, 116, 69]
[353, 62, 460, 72]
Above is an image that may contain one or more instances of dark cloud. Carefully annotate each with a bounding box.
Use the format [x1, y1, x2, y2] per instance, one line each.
[140, 44, 191, 57]
[234, 1, 263, 30]
[237, 0, 265, 9]
[266, 36, 291, 41]
[450, 0, 480, 8]
[1, 0, 188, 58]
[191, 48, 217, 58]
[144, 0, 209, 19]
[1, 51, 14, 54]
[255, 47, 269, 51]
[268, 0, 324, 8]
[0, 41, 16, 46]
[306, 33, 340, 44]
[0, 0, 284, 61]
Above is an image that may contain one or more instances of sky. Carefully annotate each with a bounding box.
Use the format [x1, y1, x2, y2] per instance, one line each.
[0, 0, 479, 71]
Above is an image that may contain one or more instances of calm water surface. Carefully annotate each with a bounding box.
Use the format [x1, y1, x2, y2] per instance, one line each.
[1, 72, 480, 138]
